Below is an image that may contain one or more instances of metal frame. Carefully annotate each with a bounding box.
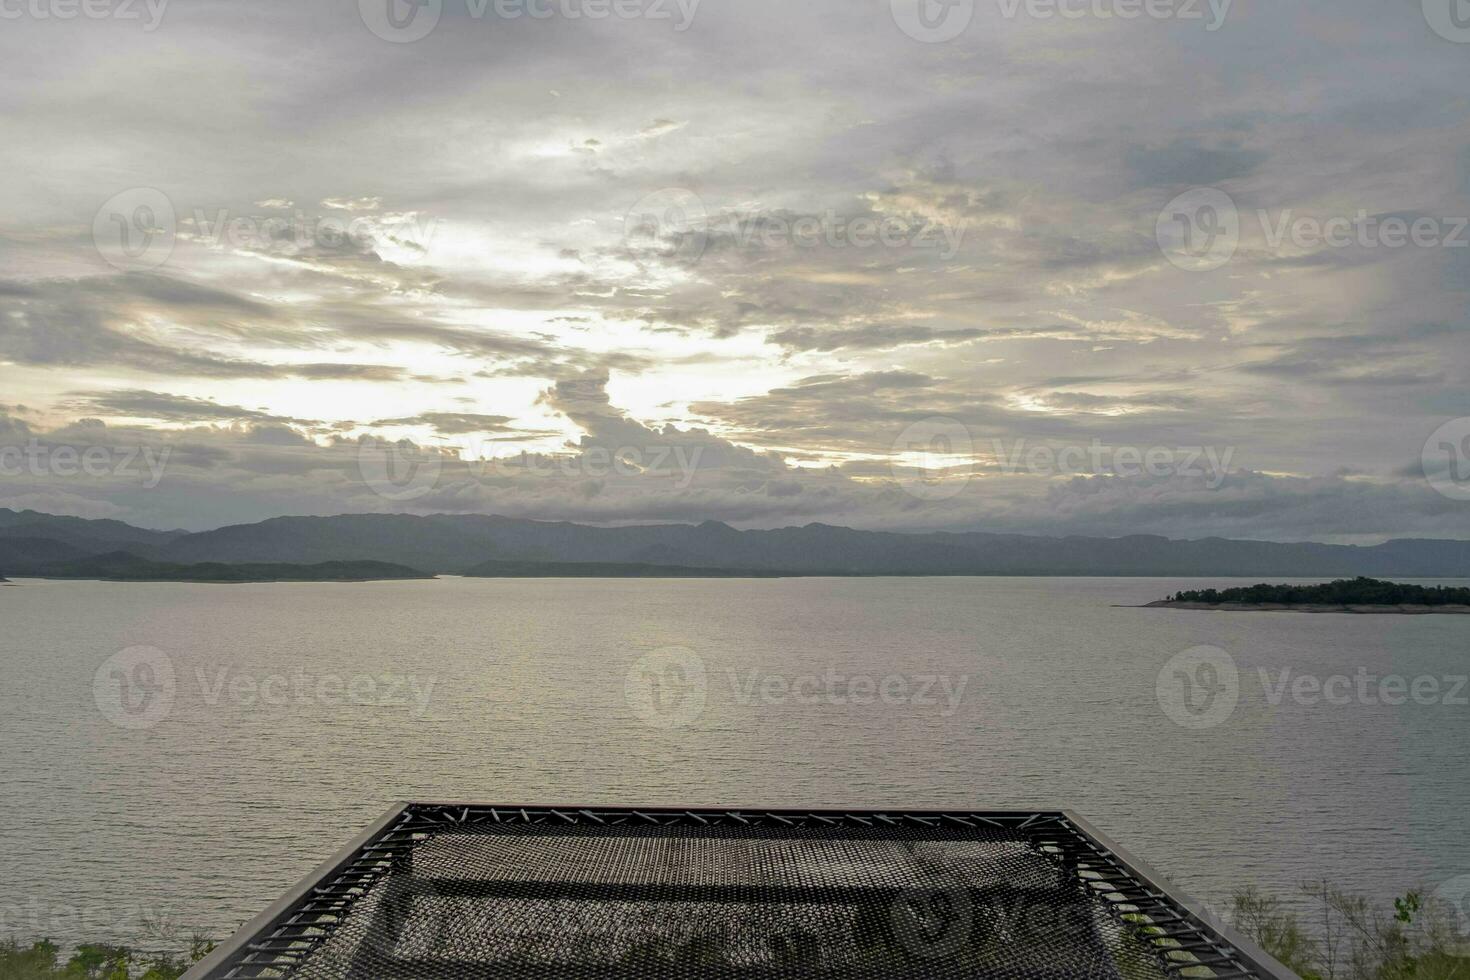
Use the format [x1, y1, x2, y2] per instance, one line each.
[184, 802, 1299, 980]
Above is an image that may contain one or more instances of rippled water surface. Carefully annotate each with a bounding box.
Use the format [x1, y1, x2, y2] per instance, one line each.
[3, 576, 1467, 948]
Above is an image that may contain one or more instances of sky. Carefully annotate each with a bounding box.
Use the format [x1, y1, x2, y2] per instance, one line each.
[2, 0, 1470, 541]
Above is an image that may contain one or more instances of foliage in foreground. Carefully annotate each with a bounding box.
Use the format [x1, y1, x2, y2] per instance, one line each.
[1170, 577, 1470, 607]
[1231, 883, 1470, 979]
[0, 938, 210, 980]
[6, 881, 1468, 979]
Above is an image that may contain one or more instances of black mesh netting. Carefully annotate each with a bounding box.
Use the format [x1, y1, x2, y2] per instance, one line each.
[221, 808, 1233, 979]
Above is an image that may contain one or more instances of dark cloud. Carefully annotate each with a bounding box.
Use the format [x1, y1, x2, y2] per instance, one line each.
[63, 390, 323, 427]
[1125, 139, 1267, 189]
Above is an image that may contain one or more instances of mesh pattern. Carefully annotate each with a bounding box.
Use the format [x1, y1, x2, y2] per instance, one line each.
[209, 807, 1268, 980]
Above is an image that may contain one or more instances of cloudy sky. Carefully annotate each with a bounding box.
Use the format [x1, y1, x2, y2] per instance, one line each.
[2, 0, 1469, 541]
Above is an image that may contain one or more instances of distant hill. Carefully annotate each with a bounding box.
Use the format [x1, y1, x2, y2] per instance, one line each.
[0, 509, 185, 554]
[0, 535, 90, 570]
[29, 550, 432, 583]
[5, 508, 1470, 578]
[463, 559, 787, 578]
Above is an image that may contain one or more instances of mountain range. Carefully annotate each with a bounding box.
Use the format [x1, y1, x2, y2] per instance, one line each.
[3, 508, 1470, 578]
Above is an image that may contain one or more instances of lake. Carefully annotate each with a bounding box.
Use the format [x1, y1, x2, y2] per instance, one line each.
[2, 576, 1467, 951]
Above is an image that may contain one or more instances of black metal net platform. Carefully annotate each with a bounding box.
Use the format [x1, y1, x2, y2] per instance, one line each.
[185, 804, 1295, 980]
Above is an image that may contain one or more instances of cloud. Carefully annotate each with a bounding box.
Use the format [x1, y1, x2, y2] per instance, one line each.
[1, 0, 1466, 541]
[369, 412, 522, 435]
[767, 324, 991, 352]
[62, 390, 323, 427]
[320, 196, 382, 211]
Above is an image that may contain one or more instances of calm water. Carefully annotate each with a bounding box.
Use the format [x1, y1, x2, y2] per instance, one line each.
[2, 576, 1467, 949]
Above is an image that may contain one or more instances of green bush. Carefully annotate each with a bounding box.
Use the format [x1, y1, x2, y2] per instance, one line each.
[0, 937, 211, 980]
[1231, 883, 1470, 979]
